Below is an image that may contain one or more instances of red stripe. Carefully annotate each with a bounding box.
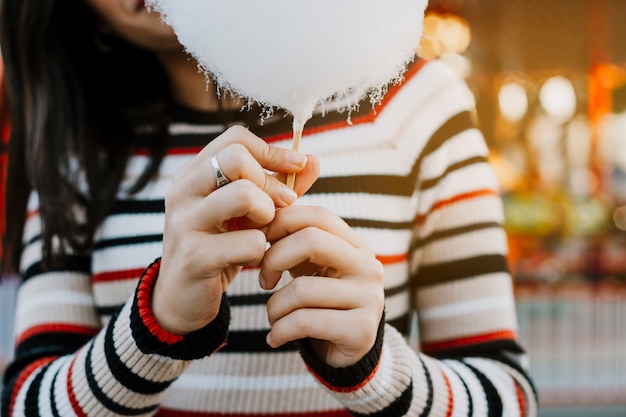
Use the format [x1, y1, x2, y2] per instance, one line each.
[17, 324, 98, 345]
[416, 189, 499, 225]
[8, 356, 56, 416]
[264, 59, 429, 144]
[514, 380, 526, 417]
[135, 146, 204, 157]
[376, 253, 408, 265]
[157, 409, 353, 417]
[422, 330, 517, 353]
[440, 366, 454, 417]
[67, 357, 89, 417]
[26, 208, 40, 220]
[93, 267, 145, 283]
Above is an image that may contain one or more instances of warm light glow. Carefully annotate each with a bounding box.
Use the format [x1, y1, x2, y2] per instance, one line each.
[420, 12, 471, 60]
[539, 76, 577, 123]
[498, 81, 528, 122]
[613, 205, 626, 231]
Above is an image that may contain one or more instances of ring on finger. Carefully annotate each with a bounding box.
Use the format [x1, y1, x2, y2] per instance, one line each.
[211, 153, 231, 189]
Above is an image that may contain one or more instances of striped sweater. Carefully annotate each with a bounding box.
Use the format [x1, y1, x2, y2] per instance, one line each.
[2, 59, 537, 416]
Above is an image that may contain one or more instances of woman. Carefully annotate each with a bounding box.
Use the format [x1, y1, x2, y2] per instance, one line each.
[1, 0, 537, 415]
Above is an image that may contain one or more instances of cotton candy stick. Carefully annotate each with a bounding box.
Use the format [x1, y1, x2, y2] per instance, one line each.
[286, 127, 303, 190]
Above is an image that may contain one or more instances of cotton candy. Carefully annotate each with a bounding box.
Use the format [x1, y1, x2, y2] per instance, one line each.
[146, 0, 428, 131]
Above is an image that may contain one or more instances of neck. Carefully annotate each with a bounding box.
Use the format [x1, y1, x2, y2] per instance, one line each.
[155, 50, 242, 112]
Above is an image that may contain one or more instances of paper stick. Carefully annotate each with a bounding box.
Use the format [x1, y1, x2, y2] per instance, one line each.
[286, 128, 303, 190]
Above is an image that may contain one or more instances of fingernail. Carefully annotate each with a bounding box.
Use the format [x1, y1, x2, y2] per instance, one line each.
[278, 185, 298, 206]
[288, 152, 307, 168]
[266, 332, 272, 346]
[259, 274, 267, 290]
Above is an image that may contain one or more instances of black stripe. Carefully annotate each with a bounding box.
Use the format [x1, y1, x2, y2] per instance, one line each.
[345, 217, 414, 230]
[413, 254, 510, 287]
[310, 172, 417, 197]
[94, 234, 163, 250]
[103, 315, 174, 395]
[227, 292, 272, 306]
[411, 222, 503, 252]
[422, 111, 475, 159]
[428, 341, 525, 360]
[97, 304, 124, 317]
[464, 362, 503, 417]
[85, 342, 159, 415]
[24, 364, 46, 416]
[16, 333, 93, 358]
[418, 355, 434, 417]
[420, 155, 489, 192]
[386, 314, 411, 336]
[49, 367, 63, 417]
[23, 255, 91, 282]
[221, 330, 297, 353]
[384, 283, 409, 299]
[110, 199, 164, 215]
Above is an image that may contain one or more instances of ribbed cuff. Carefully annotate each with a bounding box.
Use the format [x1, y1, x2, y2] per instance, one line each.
[131, 258, 230, 360]
[298, 313, 385, 393]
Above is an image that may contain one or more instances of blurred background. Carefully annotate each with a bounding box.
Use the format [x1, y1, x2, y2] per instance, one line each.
[1, 0, 626, 415]
[420, 0, 626, 415]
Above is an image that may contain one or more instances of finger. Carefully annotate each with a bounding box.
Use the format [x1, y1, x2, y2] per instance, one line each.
[174, 126, 308, 192]
[260, 227, 364, 289]
[266, 307, 375, 351]
[266, 276, 365, 325]
[162, 229, 266, 278]
[275, 154, 321, 197]
[265, 205, 367, 248]
[195, 125, 309, 174]
[180, 180, 277, 232]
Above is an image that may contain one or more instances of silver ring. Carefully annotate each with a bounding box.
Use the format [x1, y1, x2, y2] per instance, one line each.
[211, 153, 230, 188]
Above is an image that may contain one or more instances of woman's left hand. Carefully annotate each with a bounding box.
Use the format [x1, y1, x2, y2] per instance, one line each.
[261, 205, 385, 368]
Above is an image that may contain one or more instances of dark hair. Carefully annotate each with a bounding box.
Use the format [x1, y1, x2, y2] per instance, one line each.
[1, 0, 171, 272]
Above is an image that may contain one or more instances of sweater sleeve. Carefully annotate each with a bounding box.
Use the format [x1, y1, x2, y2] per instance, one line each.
[1, 195, 229, 417]
[298, 60, 538, 416]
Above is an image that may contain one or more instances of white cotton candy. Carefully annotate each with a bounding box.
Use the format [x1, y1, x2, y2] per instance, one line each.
[146, 0, 428, 131]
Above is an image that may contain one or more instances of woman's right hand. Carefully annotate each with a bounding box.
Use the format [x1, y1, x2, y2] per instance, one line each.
[151, 125, 319, 335]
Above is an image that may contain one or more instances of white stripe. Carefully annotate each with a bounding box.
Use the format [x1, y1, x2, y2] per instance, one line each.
[417, 194, 504, 238]
[92, 241, 162, 274]
[417, 163, 500, 215]
[411, 227, 508, 271]
[173, 373, 319, 391]
[465, 358, 521, 417]
[93, 280, 140, 307]
[440, 362, 471, 417]
[420, 128, 489, 176]
[385, 291, 410, 321]
[95, 213, 165, 241]
[359, 228, 413, 257]
[445, 360, 489, 417]
[18, 291, 93, 314]
[38, 358, 68, 417]
[297, 192, 416, 223]
[420, 295, 513, 321]
[169, 122, 226, 135]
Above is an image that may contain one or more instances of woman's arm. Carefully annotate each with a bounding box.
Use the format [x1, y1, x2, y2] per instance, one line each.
[1, 194, 230, 417]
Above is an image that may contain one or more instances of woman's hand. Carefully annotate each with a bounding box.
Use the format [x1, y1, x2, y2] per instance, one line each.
[152, 126, 319, 335]
[261, 205, 385, 368]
